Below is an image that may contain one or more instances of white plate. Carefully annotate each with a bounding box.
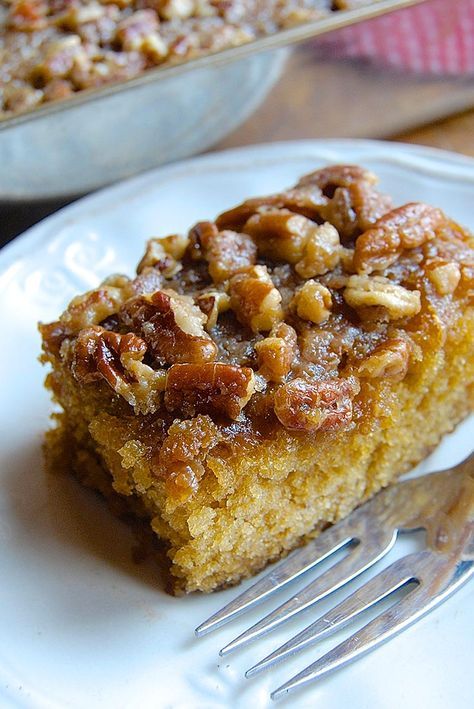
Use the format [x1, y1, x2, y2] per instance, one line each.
[0, 140, 473, 709]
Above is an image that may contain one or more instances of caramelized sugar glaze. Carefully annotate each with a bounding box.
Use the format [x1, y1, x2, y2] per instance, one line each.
[40, 165, 474, 592]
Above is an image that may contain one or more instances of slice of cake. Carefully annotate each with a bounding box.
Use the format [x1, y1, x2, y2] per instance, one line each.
[40, 164, 474, 593]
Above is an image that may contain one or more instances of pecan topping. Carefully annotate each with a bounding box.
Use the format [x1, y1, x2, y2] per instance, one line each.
[215, 184, 327, 231]
[244, 209, 319, 264]
[120, 290, 217, 365]
[39, 320, 69, 358]
[354, 203, 446, 274]
[229, 265, 283, 333]
[61, 284, 126, 333]
[274, 376, 360, 433]
[188, 221, 257, 283]
[155, 415, 221, 502]
[358, 338, 411, 381]
[70, 326, 165, 413]
[296, 165, 392, 241]
[319, 181, 393, 242]
[255, 322, 298, 382]
[344, 275, 421, 321]
[164, 363, 255, 419]
[295, 222, 341, 278]
[297, 165, 378, 193]
[293, 280, 332, 325]
[137, 234, 188, 276]
[427, 262, 461, 296]
[196, 290, 231, 330]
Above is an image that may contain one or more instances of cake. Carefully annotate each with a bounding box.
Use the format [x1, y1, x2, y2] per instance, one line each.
[40, 164, 474, 594]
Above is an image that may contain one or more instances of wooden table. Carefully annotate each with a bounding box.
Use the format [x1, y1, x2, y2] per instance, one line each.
[2, 46, 473, 247]
[217, 46, 474, 156]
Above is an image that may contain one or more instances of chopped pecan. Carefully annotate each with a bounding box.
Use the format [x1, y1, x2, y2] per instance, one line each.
[297, 165, 377, 193]
[255, 322, 298, 382]
[164, 363, 255, 419]
[297, 165, 392, 241]
[61, 284, 126, 333]
[120, 289, 217, 365]
[295, 222, 341, 278]
[243, 210, 317, 264]
[320, 182, 392, 242]
[354, 203, 446, 274]
[137, 236, 186, 277]
[114, 9, 160, 51]
[358, 338, 411, 381]
[70, 326, 165, 412]
[229, 265, 283, 333]
[340, 247, 356, 273]
[196, 291, 231, 330]
[344, 275, 421, 321]
[188, 221, 257, 282]
[154, 415, 221, 502]
[39, 320, 70, 358]
[159, 0, 194, 20]
[427, 261, 461, 296]
[274, 376, 360, 433]
[7, 0, 48, 31]
[215, 184, 327, 231]
[128, 267, 165, 296]
[29, 36, 82, 83]
[293, 280, 332, 325]
[159, 233, 189, 260]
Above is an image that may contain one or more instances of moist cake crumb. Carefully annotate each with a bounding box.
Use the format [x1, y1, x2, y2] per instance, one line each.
[40, 164, 474, 593]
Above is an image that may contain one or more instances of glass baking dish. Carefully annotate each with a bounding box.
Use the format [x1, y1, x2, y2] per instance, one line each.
[0, 0, 427, 199]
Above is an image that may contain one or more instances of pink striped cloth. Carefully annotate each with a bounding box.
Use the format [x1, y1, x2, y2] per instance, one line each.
[317, 0, 474, 76]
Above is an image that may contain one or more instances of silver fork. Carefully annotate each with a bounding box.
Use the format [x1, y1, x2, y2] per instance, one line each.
[195, 452, 474, 700]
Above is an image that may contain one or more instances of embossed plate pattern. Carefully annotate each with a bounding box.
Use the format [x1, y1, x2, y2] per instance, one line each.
[0, 140, 473, 709]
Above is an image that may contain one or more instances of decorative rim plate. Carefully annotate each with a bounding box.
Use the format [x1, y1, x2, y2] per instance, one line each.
[0, 140, 473, 709]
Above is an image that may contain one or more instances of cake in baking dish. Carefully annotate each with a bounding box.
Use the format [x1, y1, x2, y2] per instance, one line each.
[40, 164, 474, 593]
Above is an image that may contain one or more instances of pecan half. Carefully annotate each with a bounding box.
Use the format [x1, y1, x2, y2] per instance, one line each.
[188, 221, 257, 283]
[274, 376, 360, 433]
[70, 326, 165, 412]
[120, 289, 217, 365]
[255, 322, 298, 382]
[358, 338, 411, 381]
[229, 265, 283, 333]
[215, 184, 327, 231]
[164, 362, 255, 419]
[297, 165, 377, 193]
[354, 203, 446, 274]
[344, 275, 421, 321]
[320, 182, 393, 242]
[297, 166, 392, 241]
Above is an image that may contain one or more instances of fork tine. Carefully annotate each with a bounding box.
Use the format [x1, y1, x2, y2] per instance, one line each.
[195, 519, 354, 637]
[246, 554, 416, 678]
[219, 527, 397, 656]
[271, 555, 474, 701]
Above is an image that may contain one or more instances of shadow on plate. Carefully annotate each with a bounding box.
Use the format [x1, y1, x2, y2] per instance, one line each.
[2, 438, 166, 594]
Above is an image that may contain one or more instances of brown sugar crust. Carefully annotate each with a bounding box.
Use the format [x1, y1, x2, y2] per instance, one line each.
[40, 164, 474, 593]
